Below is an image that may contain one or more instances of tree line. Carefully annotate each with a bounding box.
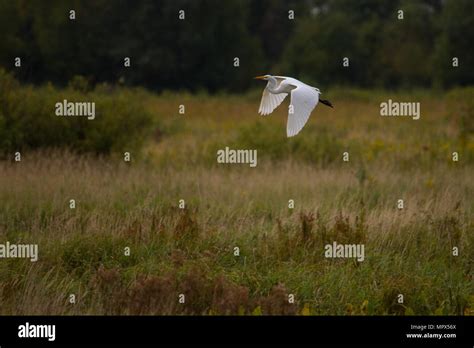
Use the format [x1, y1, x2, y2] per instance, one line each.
[0, 0, 472, 92]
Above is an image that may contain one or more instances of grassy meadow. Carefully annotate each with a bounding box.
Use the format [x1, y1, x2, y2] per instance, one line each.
[0, 85, 473, 315]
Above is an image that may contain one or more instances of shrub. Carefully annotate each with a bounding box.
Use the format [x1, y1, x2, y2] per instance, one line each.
[0, 69, 154, 156]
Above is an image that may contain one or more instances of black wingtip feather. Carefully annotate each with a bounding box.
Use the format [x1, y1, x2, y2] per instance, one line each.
[320, 99, 334, 108]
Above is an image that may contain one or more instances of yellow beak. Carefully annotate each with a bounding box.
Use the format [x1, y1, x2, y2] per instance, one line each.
[254, 76, 266, 80]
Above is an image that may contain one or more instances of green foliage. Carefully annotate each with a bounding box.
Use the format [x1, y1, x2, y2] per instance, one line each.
[0, 70, 154, 155]
[0, 0, 265, 92]
[279, 11, 360, 87]
[1, 0, 472, 90]
[280, 0, 440, 88]
[232, 120, 344, 166]
[433, 0, 474, 87]
[60, 235, 124, 276]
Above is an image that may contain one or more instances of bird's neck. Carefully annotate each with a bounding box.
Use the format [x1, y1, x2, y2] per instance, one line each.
[267, 77, 280, 93]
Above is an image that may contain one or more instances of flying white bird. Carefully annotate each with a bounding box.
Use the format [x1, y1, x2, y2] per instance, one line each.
[254, 75, 333, 137]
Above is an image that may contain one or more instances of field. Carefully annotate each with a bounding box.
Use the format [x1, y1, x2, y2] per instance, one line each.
[0, 88, 473, 315]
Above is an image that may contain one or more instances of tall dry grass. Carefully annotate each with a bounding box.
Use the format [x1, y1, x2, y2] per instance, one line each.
[0, 89, 472, 315]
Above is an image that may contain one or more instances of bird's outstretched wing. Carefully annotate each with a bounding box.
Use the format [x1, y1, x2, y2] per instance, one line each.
[258, 88, 287, 115]
[287, 85, 319, 137]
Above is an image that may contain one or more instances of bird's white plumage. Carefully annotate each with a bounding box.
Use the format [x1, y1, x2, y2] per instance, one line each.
[256, 75, 322, 137]
[287, 85, 319, 137]
[259, 88, 287, 115]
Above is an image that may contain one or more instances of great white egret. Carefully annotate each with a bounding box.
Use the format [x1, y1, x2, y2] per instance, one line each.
[255, 75, 333, 137]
